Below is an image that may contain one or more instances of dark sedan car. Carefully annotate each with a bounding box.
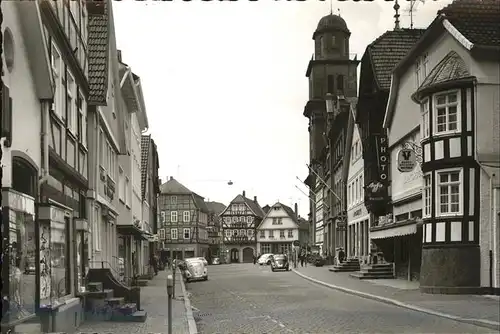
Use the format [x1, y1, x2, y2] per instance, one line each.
[271, 254, 290, 272]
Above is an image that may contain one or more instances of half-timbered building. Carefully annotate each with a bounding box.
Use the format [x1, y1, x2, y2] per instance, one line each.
[158, 177, 209, 260]
[205, 201, 226, 262]
[220, 191, 265, 263]
[385, 0, 500, 294]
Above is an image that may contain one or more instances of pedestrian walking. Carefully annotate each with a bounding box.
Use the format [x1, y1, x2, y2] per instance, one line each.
[339, 247, 345, 264]
[253, 254, 257, 265]
[300, 255, 304, 267]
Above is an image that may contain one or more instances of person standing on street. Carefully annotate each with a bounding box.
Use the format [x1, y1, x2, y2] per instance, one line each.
[253, 254, 257, 265]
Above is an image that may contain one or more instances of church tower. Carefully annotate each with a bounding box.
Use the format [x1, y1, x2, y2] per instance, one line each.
[303, 13, 359, 247]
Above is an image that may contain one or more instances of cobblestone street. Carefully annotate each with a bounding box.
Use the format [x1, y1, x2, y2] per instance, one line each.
[188, 264, 495, 334]
[76, 270, 189, 334]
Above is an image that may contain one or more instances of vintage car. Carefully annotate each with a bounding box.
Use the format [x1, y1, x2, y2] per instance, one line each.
[183, 258, 208, 282]
[257, 253, 274, 265]
[271, 254, 290, 272]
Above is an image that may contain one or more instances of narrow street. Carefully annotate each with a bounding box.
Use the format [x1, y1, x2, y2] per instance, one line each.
[187, 264, 493, 334]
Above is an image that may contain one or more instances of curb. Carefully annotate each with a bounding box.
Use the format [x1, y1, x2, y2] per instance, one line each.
[178, 273, 198, 334]
[292, 269, 500, 331]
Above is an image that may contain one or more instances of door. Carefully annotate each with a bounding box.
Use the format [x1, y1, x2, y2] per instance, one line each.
[230, 248, 239, 263]
[242, 248, 254, 263]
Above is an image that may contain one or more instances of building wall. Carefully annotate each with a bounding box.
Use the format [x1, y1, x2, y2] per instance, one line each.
[1, 5, 42, 186]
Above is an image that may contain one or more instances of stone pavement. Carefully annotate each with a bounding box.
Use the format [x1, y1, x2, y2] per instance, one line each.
[293, 265, 500, 331]
[187, 263, 493, 334]
[76, 270, 192, 334]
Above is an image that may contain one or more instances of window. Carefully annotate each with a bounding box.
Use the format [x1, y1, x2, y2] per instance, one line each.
[159, 228, 165, 240]
[348, 184, 351, 206]
[423, 174, 432, 218]
[360, 175, 364, 199]
[422, 53, 428, 78]
[421, 99, 430, 138]
[337, 75, 344, 92]
[355, 179, 358, 202]
[260, 230, 265, 238]
[415, 58, 421, 87]
[160, 211, 166, 223]
[233, 229, 238, 236]
[279, 230, 285, 238]
[171, 228, 178, 240]
[327, 75, 334, 93]
[247, 229, 254, 238]
[320, 36, 324, 54]
[437, 170, 461, 215]
[225, 229, 232, 238]
[170, 196, 177, 205]
[435, 91, 459, 134]
[66, 71, 76, 133]
[240, 229, 246, 236]
[51, 43, 63, 118]
[183, 211, 190, 223]
[287, 230, 293, 238]
[171, 211, 178, 223]
[183, 228, 190, 239]
[331, 35, 336, 46]
[269, 230, 274, 238]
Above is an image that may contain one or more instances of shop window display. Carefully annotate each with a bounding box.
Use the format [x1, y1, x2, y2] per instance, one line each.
[1, 209, 36, 324]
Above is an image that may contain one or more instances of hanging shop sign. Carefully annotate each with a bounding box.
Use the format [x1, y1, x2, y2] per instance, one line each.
[397, 148, 417, 173]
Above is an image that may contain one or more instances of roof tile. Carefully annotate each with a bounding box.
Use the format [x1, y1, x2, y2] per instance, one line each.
[368, 29, 426, 90]
[438, 0, 500, 47]
[140, 135, 151, 200]
[87, 1, 109, 104]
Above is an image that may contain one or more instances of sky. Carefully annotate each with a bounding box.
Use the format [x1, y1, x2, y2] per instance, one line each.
[113, 0, 453, 218]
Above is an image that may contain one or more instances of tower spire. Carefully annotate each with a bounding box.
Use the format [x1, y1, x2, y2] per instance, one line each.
[329, 0, 333, 15]
[394, 0, 401, 31]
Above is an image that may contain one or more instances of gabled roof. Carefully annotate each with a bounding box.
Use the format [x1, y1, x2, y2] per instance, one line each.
[205, 201, 226, 215]
[87, 0, 109, 104]
[366, 29, 426, 91]
[438, 0, 500, 47]
[222, 194, 265, 218]
[262, 205, 271, 214]
[160, 177, 193, 195]
[140, 134, 151, 200]
[257, 202, 308, 230]
[159, 177, 208, 211]
[412, 51, 473, 102]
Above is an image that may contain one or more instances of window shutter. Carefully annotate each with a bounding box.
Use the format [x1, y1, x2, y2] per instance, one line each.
[2, 84, 12, 147]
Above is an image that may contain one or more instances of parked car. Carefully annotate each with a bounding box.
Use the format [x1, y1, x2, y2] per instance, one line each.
[271, 254, 290, 272]
[183, 258, 208, 282]
[186, 257, 208, 266]
[257, 254, 274, 265]
[212, 257, 220, 265]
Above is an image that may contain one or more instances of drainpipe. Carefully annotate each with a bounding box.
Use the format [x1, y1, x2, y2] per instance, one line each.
[39, 101, 50, 185]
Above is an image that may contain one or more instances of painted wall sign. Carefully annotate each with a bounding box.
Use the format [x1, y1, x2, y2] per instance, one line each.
[397, 148, 417, 173]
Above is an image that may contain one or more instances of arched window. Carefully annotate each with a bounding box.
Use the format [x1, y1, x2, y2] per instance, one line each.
[12, 157, 37, 197]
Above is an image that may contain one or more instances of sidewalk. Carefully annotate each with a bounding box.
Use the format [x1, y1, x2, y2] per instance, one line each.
[292, 265, 500, 331]
[76, 269, 195, 333]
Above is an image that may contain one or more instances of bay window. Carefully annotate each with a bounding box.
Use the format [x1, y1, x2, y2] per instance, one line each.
[434, 91, 460, 134]
[437, 169, 462, 216]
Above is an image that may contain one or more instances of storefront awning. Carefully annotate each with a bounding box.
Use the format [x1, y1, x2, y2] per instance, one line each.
[370, 223, 417, 240]
[117, 224, 149, 240]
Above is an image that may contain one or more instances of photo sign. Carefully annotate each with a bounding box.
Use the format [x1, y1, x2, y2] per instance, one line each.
[397, 148, 417, 173]
[366, 134, 389, 203]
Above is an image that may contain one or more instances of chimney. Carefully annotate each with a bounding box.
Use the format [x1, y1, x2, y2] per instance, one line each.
[170, 176, 173, 180]
[254, 196, 257, 202]
[117, 50, 122, 62]
[242, 190, 246, 197]
[294, 203, 298, 216]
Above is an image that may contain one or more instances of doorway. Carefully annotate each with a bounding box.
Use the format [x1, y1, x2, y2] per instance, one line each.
[230, 248, 239, 263]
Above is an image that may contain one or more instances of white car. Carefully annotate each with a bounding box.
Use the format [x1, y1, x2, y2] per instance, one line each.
[184, 258, 208, 282]
[257, 254, 274, 265]
[186, 257, 208, 266]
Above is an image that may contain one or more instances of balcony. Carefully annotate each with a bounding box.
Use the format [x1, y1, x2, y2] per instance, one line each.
[224, 236, 255, 245]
